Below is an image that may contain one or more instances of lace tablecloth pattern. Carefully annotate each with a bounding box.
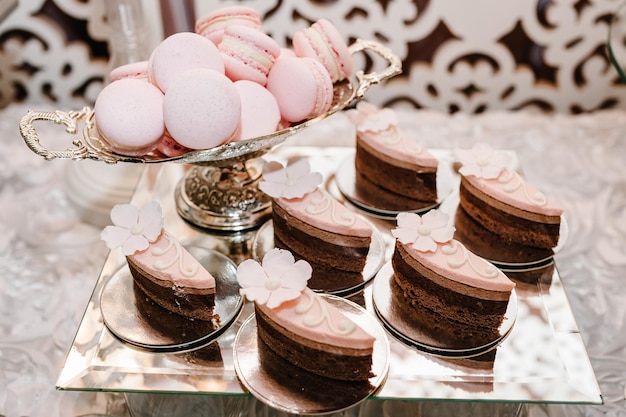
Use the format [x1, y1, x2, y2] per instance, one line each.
[1, 103, 625, 416]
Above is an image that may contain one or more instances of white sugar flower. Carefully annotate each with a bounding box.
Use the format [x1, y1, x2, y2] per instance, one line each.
[237, 248, 311, 309]
[346, 101, 398, 133]
[259, 159, 322, 199]
[100, 201, 163, 256]
[455, 143, 509, 179]
[392, 210, 455, 253]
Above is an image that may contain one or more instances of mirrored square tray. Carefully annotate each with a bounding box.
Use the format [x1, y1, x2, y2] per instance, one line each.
[57, 146, 602, 405]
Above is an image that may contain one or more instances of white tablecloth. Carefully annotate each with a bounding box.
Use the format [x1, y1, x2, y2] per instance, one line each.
[1, 103, 624, 416]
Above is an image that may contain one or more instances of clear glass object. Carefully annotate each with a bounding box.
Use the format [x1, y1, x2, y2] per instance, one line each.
[55, 148, 602, 407]
[104, 0, 151, 71]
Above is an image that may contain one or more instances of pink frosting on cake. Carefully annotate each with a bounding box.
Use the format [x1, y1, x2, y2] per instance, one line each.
[456, 143, 563, 217]
[358, 129, 438, 168]
[464, 171, 563, 217]
[255, 287, 375, 350]
[276, 188, 372, 238]
[403, 239, 515, 292]
[130, 232, 216, 290]
[347, 101, 437, 168]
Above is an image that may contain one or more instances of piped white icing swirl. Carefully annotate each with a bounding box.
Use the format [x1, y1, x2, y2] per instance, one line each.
[379, 127, 424, 155]
[440, 240, 499, 279]
[151, 232, 198, 277]
[295, 289, 356, 335]
[498, 167, 548, 207]
[305, 188, 356, 227]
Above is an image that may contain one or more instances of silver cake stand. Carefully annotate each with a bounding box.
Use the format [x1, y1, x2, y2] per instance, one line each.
[19, 39, 401, 232]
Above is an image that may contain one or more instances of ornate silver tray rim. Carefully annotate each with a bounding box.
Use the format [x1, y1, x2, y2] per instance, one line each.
[19, 39, 401, 167]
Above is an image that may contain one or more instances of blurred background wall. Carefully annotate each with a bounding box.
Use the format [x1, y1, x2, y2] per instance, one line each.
[1, 0, 625, 114]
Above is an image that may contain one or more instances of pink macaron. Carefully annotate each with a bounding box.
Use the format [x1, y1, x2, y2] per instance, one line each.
[233, 80, 280, 141]
[195, 5, 262, 45]
[94, 78, 165, 156]
[292, 19, 353, 83]
[219, 24, 281, 86]
[266, 56, 334, 124]
[163, 68, 241, 150]
[109, 61, 149, 82]
[157, 131, 192, 157]
[148, 32, 224, 92]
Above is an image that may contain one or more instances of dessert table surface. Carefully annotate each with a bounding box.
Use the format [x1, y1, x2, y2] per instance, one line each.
[1, 102, 625, 417]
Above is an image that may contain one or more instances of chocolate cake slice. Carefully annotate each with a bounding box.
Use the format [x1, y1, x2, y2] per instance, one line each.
[101, 201, 217, 323]
[454, 143, 563, 257]
[390, 210, 515, 348]
[347, 101, 439, 209]
[237, 248, 376, 383]
[259, 159, 372, 292]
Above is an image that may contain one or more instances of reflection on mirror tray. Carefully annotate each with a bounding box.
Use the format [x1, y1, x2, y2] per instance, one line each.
[55, 152, 602, 406]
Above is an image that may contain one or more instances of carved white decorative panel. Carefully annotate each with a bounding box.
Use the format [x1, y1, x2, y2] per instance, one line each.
[2, 0, 626, 113]
[195, 0, 626, 113]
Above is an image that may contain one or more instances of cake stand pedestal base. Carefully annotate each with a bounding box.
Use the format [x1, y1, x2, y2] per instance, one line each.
[174, 158, 271, 232]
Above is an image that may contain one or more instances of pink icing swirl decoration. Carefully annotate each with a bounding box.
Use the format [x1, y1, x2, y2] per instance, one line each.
[100, 201, 164, 256]
[258, 159, 322, 199]
[237, 248, 312, 309]
[455, 143, 548, 207]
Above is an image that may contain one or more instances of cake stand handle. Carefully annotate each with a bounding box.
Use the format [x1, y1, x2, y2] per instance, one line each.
[18, 107, 116, 163]
[349, 38, 403, 100]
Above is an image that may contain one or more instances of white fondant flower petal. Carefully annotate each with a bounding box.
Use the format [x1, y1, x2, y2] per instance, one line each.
[393, 209, 455, 253]
[138, 201, 164, 241]
[391, 227, 419, 245]
[259, 159, 322, 199]
[100, 225, 130, 250]
[458, 164, 482, 178]
[236, 248, 310, 308]
[240, 287, 270, 305]
[282, 260, 313, 289]
[396, 212, 421, 230]
[430, 226, 455, 243]
[110, 204, 139, 229]
[262, 248, 295, 277]
[412, 235, 438, 252]
[121, 234, 149, 256]
[422, 209, 449, 229]
[285, 158, 311, 180]
[236, 259, 267, 288]
[266, 287, 301, 309]
[258, 181, 285, 198]
[282, 172, 322, 199]
[455, 143, 507, 179]
[261, 161, 288, 184]
[481, 164, 503, 179]
[101, 201, 165, 255]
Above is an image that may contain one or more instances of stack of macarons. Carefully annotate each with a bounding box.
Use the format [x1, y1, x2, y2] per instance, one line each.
[94, 6, 354, 158]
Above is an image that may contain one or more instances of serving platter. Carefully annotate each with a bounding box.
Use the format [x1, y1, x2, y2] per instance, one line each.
[55, 147, 601, 407]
